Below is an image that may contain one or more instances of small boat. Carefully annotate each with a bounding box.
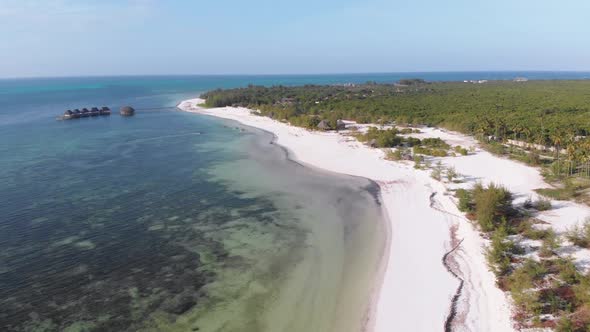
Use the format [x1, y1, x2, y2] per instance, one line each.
[81, 108, 90, 117]
[90, 107, 100, 116]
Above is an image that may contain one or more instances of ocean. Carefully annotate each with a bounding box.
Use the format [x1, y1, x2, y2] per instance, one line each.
[0, 72, 588, 331]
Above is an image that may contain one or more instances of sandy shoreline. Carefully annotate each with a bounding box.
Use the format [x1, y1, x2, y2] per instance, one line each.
[178, 98, 515, 331]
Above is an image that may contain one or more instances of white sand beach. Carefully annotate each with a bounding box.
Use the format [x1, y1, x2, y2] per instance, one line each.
[177, 98, 515, 331]
[177, 98, 590, 331]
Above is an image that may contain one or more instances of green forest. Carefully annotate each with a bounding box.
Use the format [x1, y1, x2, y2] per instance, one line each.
[202, 80, 590, 137]
[202, 80, 590, 181]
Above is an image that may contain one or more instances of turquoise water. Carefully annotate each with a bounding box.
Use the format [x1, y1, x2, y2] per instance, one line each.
[0, 76, 387, 332]
[1, 73, 588, 331]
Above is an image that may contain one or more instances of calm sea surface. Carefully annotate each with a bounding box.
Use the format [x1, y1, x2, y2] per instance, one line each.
[0, 72, 588, 331]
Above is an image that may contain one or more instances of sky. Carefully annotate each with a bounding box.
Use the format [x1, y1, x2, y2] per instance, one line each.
[0, 0, 589, 77]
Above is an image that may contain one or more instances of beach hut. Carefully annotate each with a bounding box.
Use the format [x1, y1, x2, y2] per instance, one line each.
[336, 119, 346, 130]
[120, 106, 135, 116]
[317, 120, 332, 131]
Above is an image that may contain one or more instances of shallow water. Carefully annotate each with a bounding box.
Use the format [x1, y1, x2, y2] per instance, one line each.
[0, 77, 386, 332]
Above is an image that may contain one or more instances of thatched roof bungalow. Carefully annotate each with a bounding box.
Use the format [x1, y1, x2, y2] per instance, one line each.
[120, 106, 135, 116]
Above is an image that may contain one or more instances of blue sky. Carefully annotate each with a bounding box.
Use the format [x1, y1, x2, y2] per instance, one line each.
[0, 0, 589, 77]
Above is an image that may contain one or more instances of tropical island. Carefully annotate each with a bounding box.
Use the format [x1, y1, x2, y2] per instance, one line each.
[181, 79, 590, 331]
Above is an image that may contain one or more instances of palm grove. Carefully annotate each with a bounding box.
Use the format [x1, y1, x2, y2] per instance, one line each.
[202, 80, 590, 181]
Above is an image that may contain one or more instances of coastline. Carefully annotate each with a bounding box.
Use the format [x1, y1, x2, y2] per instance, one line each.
[178, 98, 515, 331]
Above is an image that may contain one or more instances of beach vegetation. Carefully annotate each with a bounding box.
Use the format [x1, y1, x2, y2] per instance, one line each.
[446, 166, 458, 182]
[566, 219, 590, 248]
[534, 197, 553, 211]
[385, 149, 402, 161]
[471, 183, 514, 232]
[431, 161, 444, 181]
[455, 188, 473, 213]
[413, 155, 424, 169]
[454, 145, 469, 156]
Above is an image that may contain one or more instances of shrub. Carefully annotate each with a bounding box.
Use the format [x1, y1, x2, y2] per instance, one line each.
[520, 221, 551, 240]
[422, 137, 450, 149]
[413, 155, 423, 169]
[486, 225, 516, 276]
[508, 260, 546, 313]
[566, 219, 590, 248]
[446, 166, 458, 182]
[361, 127, 402, 147]
[403, 136, 421, 147]
[555, 316, 574, 332]
[534, 197, 552, 211]
[556, 258, 580, 284]
[473, 183, 514, 232]
[483, 141, 507, 155]
[385, 149, 402, 161]
[431, 161, 444, 181]
[539, 229, 560, 257]
[413, 146, 448, 157]
[574, 276, 590, 306]
[455, 189, 473, 212]
[454, 145, 468, 155]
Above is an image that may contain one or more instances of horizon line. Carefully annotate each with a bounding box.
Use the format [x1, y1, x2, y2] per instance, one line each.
[2, 69, 590, 80]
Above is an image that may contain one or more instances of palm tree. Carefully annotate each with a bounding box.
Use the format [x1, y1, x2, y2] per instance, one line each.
[550, 130, 565, 176]
[512, 124, 523, 141]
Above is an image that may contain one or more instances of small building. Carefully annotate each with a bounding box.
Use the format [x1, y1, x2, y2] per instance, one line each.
[336, 119, 346, 130]
[120, 106, 135, 116]
[100, 107, 111, 115]
[317, 120, 332, 131]
[63, 110, 74, 119]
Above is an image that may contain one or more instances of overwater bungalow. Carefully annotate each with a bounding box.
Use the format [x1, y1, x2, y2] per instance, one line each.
[100, 106, 111, 115]
[59, 105, 129, 120]
[120, 106, 135, 116]
[63, 110, 74, 119]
